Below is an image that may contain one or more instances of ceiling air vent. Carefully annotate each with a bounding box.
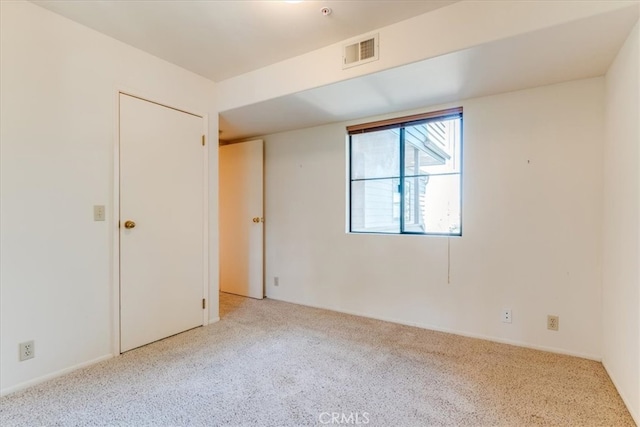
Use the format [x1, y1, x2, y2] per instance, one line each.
[343, 34, 379, 69]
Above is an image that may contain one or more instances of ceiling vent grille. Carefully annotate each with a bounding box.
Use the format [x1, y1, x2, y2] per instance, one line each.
[343, 34, 379, 69]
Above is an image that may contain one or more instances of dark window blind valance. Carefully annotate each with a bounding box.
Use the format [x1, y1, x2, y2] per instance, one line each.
[347, 107, 463, 135]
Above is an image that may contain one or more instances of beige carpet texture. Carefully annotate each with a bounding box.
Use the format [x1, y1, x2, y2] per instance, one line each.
[0, 293, 634, 426]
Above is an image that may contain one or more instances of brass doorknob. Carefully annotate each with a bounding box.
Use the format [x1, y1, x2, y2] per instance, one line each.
[252, 217, 260, 223]
[124, 220, 136, 229]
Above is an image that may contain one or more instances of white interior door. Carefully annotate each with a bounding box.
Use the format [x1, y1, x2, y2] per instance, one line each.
[119, 93, 205, 353]
[219, 140, 264, 299]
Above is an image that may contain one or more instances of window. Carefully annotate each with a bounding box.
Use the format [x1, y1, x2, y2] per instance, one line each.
[348, 107, 462, 235]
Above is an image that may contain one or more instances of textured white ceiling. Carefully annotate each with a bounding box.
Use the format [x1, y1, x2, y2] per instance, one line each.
[32, 0, 457, 82]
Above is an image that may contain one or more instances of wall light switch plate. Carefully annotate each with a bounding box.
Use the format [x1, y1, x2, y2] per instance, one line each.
[93, 205, 105, 221]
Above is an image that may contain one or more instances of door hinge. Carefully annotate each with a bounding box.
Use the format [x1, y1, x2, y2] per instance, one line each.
[202, 298, 206, 309]
[201, 135, 205, 146]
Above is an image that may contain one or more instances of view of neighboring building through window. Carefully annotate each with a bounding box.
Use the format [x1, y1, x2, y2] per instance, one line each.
[348, 107, 462, 235]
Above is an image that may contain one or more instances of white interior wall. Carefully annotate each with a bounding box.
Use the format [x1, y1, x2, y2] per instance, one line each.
[0, 1, 218, 394]
[263, 78, 604, 360]
[603, 22, 640, 424]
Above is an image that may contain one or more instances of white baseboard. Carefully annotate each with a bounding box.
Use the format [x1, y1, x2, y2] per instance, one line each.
[0, 354, 113, 397]
[3, 318, 221, 397]
[268, 295, 602, 361]
[603, 360, 640, 426]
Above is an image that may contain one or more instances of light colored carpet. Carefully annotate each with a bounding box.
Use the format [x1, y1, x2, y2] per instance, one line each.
[0, 292, 634, 426]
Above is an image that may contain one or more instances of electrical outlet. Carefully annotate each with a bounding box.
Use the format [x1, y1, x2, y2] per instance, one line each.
[274, 276, 279, 286]
[19, 341, 35, 361]
[93, 205, 105, 221]
[547, 315, 559, 331]
[501, 308, 512, 323]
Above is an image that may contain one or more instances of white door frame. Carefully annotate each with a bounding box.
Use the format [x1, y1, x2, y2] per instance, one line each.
[111, 88, 209, 355]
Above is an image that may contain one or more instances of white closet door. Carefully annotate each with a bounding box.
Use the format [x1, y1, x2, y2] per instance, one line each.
[119, 93, 205, 352]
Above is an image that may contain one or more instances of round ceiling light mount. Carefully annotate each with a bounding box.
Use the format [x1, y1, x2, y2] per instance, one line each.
[320, 7, 332, 16]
